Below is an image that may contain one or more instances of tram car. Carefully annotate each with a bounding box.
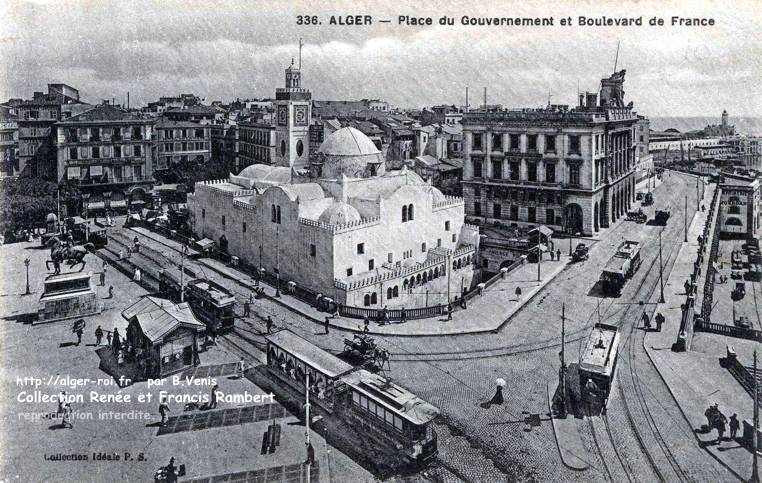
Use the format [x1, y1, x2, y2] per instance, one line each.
[158, 269, 236, 333]
[600, 240, 642, 296]
[264, 330, 439, 468]
[579, 323, 621, 407]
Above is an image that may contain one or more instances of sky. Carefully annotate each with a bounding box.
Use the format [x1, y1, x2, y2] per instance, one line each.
[1, 0, 761, 117]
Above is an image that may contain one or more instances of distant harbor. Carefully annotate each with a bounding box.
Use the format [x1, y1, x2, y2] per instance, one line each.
[650, 116, 762, 136]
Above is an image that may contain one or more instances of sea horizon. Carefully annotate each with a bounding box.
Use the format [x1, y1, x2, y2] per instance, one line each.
[648, 116, 762, 136]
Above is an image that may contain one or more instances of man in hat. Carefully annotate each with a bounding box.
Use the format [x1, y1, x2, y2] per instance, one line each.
[266, 316, 273, 334]
[94, 325, 104, 345]
[159, 397, 170, 426]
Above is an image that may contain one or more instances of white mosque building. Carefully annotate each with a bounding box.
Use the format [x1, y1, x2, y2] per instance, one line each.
[188, 127, 479, 309]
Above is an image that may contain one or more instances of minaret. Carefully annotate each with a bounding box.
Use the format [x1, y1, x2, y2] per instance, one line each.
[274, 51, 312, 169]
[721, 110, 728, 130]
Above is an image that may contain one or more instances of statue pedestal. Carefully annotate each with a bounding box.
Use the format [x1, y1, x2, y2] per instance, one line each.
[35, 272, 101, 324]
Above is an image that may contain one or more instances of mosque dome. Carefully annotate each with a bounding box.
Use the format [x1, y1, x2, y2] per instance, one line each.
[318, 201, 362, 225]
[316, 127, 385, 179]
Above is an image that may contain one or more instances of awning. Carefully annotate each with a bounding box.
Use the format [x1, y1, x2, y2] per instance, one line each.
[110, 200, 127, 208]
[87, 202, 106, 210]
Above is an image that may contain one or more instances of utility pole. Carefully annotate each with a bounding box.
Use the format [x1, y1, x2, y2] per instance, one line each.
[305, 372, 311, 483]
[659, 230, 665, 303]
[696, 175, 700, 211]
[447, 253, 452, 303]
[558, 303, 567, 417]
[537, 239, 542, 282]
[752, 349, 759, 483]
[684, 195, 688, 243]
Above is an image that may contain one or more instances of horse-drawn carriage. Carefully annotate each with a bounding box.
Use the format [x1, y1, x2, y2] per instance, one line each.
[341, 334, 390, 372]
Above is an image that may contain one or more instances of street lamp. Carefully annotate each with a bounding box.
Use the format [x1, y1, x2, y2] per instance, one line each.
[24, 258, 30, 295]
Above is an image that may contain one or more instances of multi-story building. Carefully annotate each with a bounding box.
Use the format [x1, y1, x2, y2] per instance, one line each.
[0, 106, 19, 177]
[238, 120, 276, 168]
[55, 103, 155, 214]
[461, 70, 639, 237]
[154, 118, 212, 170]
[210, 120, 239, 170]
[731, 137, 762, 171]
[719, 172, 761, 239]
[16, 84, 82, 178]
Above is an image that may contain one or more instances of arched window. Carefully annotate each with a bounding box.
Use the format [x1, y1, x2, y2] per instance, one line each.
[393, 286, 399, 297]
[271, 204, 276, 223]
[364, 294, 370, 307]
[402, 205, 408, 222]
[453, 260, 457, 270]
[280, 140, 286, 157]
[434, 267, 439, 278]
[410, 276, 415, 287]
[296, 140, 304, 157]
[408, 204, 414, 220]
[422, 271, 428, 283]
[416, 274, 422, 284]
[276, 205, 281, 224]
[371, 292, 378, 304]
[457, 259, 463, 269]
[428, 269, 433, 280]
[387, 287, 393, 300]
[403, 279, 409, 289]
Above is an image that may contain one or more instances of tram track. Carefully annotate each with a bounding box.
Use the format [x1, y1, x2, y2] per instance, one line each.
[604, 214, 692, 483]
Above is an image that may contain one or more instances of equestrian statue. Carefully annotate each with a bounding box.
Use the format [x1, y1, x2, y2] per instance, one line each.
[46, 235, 94, 274]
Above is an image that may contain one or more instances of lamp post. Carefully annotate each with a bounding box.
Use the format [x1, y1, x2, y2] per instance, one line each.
[568, 233, 573, 257]
[558, 303, 567, 417]
[24, 258, 30, 295]
[696, 175, 700, 211]
[658, 230, 665, 303]
[275, 224, 281, 297]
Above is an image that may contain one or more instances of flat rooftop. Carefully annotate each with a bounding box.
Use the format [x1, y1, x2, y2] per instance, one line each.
[580, 324, 619, 373]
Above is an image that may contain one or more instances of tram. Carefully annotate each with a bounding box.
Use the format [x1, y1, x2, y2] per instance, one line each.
[579, 323, 621, 408]
[264, 330, 439, 467]
[158, 269, 236, 333]
[600, 240, 642, 296]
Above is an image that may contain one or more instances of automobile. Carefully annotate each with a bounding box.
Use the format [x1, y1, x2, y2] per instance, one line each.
[732, 282, 746, 298]
[636, 192, 644, 200]
[731, 268, 744, 279]
[654, 210, 671, 225]
[642, 193, 654, 206]
[572, 243, 589, 262]
[626, 210, 647, 223]
[734, 316, 751, 329]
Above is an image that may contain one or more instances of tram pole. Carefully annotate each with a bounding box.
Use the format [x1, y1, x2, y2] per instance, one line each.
[659, 230, 665, 303]
[752, 350, 759, 483]
[180, 243, 186, 302]
[275, 224, 281, 298]
[537, 240, 541, 282]
[305, 372, 311, 483]
[684, 195, 688, 243]
[558, 303, 567, 417]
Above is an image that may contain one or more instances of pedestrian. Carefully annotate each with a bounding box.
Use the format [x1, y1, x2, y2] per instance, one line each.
[61, 402, 73, 429]
[243, 300, 250, 317]
[556, 249, 561, 261]
[684, 279, 691, 295]
[381, 305, 389, 325]
[100, 267, 106, 286]
[164, 457, 179, 483]
[701, 204, 706, 212]
[208, 325, 217, 345]
[515, 286, 522, 301]
[133, 267, 141, 283]
[118, 249, 124, 260]
[266, 316, 273, 334]
[400, 307, 407, 324]
[106, 330, 112, 347]
[729, 413, 739, 440]
[57, 391, 67, 416]
[112, 328, 121, 354]
[238, 358, 246, 379]
[94, 325, 103, 345]
[446, 302, 453, 321]
[108, 285, 114, 298]
[461, 296, 467, 309]
[76, 326, 83, 346]
[324, 317, 330, 334]
[159, 397, 170, 426]
[655, 312, 664, 332]
[305, 442, 315, 465]
[363, 316, 370, 332]
[716, 410, 728, 443]
[315, 293, 323, 309]
[549, 250, 554, 261]
[333, 303, 341, 318]
[209, 384, 219, 409]
[642, 312, 651, 330]
[133, 236, 140, 253]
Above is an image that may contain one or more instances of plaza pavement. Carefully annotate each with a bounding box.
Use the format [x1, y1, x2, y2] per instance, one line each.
[0, 241, 372, 482]
[643, 181, 757, 482]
